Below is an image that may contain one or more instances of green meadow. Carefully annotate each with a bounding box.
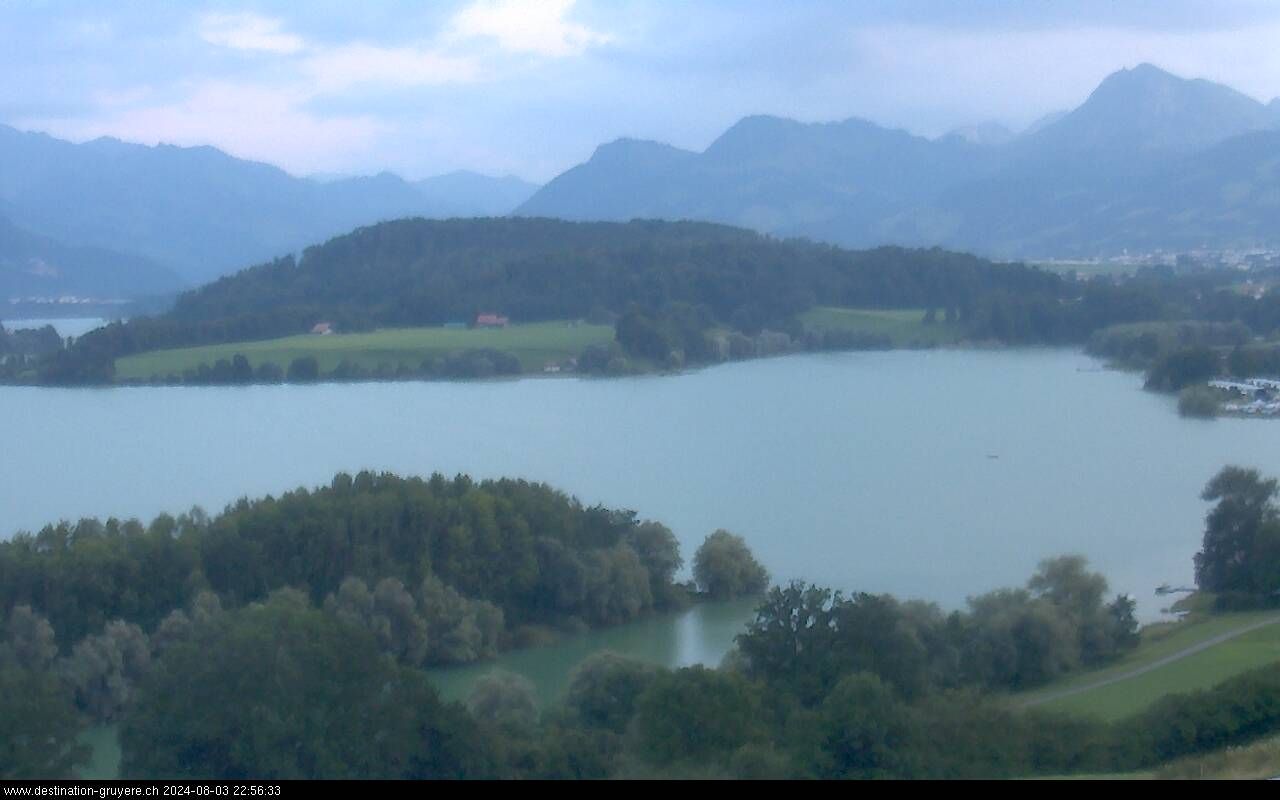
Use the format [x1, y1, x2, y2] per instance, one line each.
[113, 321, 614, 381]
[1015, 610, 1280, 721]
[798, 306, 964, 346]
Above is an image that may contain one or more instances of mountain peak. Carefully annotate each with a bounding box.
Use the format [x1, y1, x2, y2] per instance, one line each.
[1027, 63, 1274, 156]
[1120, 62, 1172, 79]
[1090, 63, 1193, 100]
[588, 137, 694, 167]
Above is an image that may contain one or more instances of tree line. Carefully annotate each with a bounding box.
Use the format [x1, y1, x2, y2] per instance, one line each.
[0, 472, 724, 650]
[20, 217, 1067, 383]
[27, 219, 1280, 385]
[4, 464, 1280, 778]
[0, 322, 62, 380]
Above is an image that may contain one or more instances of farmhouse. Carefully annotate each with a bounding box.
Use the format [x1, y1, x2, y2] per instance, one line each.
[474, 313, 509, 328]
[311, 322, 334, 335]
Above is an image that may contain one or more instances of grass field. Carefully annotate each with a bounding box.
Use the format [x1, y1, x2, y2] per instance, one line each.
[1015, 610, 1280, 721]
[798, 307, 964, 346]
[114, 321, 614, 381]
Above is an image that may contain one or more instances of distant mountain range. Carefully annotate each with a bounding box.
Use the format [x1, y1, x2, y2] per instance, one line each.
[4, 62, 1279, 303]
[519, 64, 1280, 258]
[0, 126, 539, 292]
[0, 214, 184, 302]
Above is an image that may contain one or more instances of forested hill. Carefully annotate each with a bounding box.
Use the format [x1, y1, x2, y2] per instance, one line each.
[35, 216, 1063, 382]
[172, 216, 1058, 324]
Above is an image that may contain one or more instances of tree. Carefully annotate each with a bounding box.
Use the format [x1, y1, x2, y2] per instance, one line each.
[962, 589, 1079, 688]
[736, 582, 840, 704]
[564, 651, 659, 732]
[152, 591, 223, 656]
[814, 673, 918, 779]
[1, 606, 87, 778]
[1028, 556, 1106, 616]
[325, 576, 429, 665]
[120, 590, 493, 779]
[1195, 467, 1280, 602]
[625, 522, 683, 607]
[736, 583, 938, 703]
[0, 666, 88, 779]
[633, 666, 763, 765]
[230, 354, 253, 383]
[692, 530, 769, 600]
[2, 605, 58, 670]
[582, 545, 653, 625]
[1144, 346, 1219, 392]
[1028, 555, 1136, 663]
[58, 620, 151, 722]
[467, 669, 539, 731]
[286, 356, 320, 382]
[418, 575, 503, 665]
[1178, 385, 1219, 418]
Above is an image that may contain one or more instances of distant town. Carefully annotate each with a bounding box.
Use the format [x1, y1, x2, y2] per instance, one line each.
[1037, 247, 1280, 281]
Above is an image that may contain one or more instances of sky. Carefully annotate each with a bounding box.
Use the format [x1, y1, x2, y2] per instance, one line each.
[2, 0, 1280, 182]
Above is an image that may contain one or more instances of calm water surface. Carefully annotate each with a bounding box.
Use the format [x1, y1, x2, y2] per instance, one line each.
[6, 346, 1280, 701]
[1, 317, 108, 338]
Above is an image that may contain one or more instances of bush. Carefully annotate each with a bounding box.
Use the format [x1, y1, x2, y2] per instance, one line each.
[286, 356, 320, 382]
[1178, 385, 1220, 418]
[1145, 347, 1219, 392]
[692, 530, 769, 600]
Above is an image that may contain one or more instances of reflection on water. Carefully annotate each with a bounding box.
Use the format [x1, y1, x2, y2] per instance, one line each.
[428, 598, 759, 704]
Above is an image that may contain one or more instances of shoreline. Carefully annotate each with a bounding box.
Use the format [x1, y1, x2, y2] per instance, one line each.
[2, 337, 1045, 391]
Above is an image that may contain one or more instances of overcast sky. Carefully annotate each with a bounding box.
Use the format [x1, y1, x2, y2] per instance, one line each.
[3, 0, 1279, 182]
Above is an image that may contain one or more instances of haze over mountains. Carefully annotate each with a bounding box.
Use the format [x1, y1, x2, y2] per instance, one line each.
[0, 214, 184, 302]
[520, 64, 1280, 259]
[4, 63, 1279, 307]
[0, 125, 539, 299]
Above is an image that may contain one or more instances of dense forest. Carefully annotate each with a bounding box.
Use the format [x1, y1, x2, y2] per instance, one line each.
[22, 218, 1280, 386]
[10, 466, 1280, 778]
[24, 217, 1066, 383]
[0, 472, 706, 652]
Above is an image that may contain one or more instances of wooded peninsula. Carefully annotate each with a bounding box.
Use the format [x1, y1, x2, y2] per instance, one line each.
[8, 217, 1280, 392]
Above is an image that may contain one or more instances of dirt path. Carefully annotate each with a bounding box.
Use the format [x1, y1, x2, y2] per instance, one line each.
[1022, 613, 1280, 708]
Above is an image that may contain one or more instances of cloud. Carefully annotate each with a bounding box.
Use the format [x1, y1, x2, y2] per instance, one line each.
[17, 2, 1280, 182]
[198, 12, 305, 55]
[304, 43, 482, 92]
[449, 0, 612, 57]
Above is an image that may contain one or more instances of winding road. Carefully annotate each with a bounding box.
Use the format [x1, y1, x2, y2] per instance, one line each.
[1022, 613, 1280, 708]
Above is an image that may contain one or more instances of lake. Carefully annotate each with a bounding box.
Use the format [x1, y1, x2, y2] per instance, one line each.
[0, 317, 108, 338]
[7, 346, 1280, 703]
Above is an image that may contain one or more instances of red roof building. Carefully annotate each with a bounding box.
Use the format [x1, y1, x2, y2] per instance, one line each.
[474, 313, 509, 328]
